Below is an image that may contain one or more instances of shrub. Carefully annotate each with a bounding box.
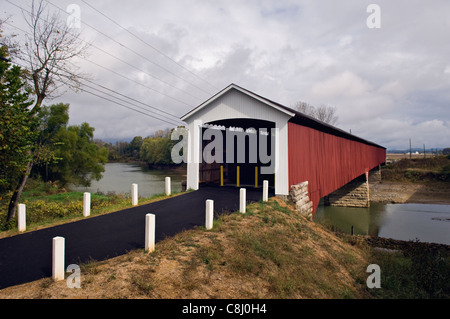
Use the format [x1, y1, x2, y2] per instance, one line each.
[21, 199, 84, 224]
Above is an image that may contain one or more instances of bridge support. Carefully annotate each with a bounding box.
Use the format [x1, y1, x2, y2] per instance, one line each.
[368, 164, 382, 184]
[324, 173, 370, 208]
[324, 166, 382, 208]
[289, 181, 313, 220]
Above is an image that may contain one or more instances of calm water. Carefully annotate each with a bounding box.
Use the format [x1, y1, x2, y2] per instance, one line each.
[72, 163, 186, 197]
[314, 202, 450, 245]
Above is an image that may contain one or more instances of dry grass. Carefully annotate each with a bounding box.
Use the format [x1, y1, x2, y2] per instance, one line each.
[0, 198, 372, 299]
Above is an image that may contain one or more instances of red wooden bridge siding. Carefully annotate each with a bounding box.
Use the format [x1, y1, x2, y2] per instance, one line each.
[287, 122, 386, 215]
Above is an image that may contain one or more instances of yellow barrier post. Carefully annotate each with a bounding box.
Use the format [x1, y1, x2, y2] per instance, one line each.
[220, 165, 224, 186]
[236, 166, 240, 187]
[255, 166, 258, 188]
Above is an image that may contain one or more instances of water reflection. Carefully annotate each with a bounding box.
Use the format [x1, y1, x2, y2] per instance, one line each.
[314, 201, 450, 245]
[72, 163, 186, 197]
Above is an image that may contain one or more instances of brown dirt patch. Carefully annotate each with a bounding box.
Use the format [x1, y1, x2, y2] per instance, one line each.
[370, 181, 450, 204]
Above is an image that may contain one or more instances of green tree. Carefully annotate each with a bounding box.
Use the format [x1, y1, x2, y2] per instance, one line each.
[140, 129, 176, 166]
[34, 103, 108, 187]
[126, 136, 143, 159]
[0, 39, 37, 198]
[52, 123, 108, 187]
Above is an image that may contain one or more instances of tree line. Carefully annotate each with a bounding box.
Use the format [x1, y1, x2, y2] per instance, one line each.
[99, 128, 183, 167]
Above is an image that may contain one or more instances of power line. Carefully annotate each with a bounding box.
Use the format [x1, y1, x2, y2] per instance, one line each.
[10, 57, 183, 127]
[82, 58, 192, 108]
[43, 0, 213, 99]
[3, 19, 193, 110]
[80, 81, 183, 126]
[6, 0, 204, 103]
[78, 86, 182, 127]
[82, 77, 181, 121]
[3, 2, 201, 127]
[79, 0, 219, 93]
[4, 27, 185, 127]
[79, 0, 215, 96]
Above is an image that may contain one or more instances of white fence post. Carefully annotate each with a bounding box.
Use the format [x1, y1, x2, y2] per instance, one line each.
[205, 199, 214, 230]
[263, 180, 269, 202]
[240, 188, 246, 213]
[132, 183, 138, 206]
[52, 236, 65, 281]
[83, 192, 91, 217]
[145, 213, 156, 253]
[165, 177, 171, 196]
[18, 203, 26, 232]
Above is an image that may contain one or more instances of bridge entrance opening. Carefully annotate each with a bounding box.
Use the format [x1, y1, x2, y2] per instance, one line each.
[199, 118, 275, 188]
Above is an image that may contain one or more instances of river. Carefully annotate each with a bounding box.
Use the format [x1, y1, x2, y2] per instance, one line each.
[74, 163, 449, 245]
[314, 202, 450, 245]
[72, 162, 186, 197]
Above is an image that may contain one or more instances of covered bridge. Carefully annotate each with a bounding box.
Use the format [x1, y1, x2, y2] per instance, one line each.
[180, 83, 386, 215]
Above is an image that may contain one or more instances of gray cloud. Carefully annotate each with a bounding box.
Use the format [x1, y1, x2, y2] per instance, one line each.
[3, 0, 450, 150]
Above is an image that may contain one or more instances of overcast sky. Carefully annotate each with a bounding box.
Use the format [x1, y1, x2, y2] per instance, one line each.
[3, 0, 450, 150]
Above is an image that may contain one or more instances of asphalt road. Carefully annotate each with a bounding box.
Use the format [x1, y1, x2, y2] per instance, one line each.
[0, 185, 271, 290]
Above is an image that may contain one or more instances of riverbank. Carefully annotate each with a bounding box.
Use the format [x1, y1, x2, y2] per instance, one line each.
[370, 155, 450, 205]
[370, 181, 450, 205]
[108, 160, 186, 174]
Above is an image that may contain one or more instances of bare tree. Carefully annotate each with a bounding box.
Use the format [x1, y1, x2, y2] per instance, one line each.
[6, 0, 89, 222]
[294, 101, 338, 126]
[314, 104, 338, 125]
[21, 0, 89, 111]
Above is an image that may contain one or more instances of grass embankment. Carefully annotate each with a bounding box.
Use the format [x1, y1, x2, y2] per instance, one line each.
[0, 179, 178, 236]
[1, 196, 448, 299]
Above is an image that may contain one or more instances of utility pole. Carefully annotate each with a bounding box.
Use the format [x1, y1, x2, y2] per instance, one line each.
[409, 139, 412, 160]
[423, 144, 426, 159]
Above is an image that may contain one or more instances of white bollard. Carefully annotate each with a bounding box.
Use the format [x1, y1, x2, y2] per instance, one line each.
[205, 199, 214, 230]
[132, 183, 138, 206]
[165, 177, 171, 196]
[240, 188, 246, 213]
[52, 236, 65, 281]
[263, 180, 269, 202]
[83, 192, 91, 217]
[18, 203, 26, 232]
[145, 213, 156, 253]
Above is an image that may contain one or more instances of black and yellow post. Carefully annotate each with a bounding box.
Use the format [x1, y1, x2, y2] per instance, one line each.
[255, 166, 258, 188]
[236, 166, 240, 187]
[220, 165, 224, 186]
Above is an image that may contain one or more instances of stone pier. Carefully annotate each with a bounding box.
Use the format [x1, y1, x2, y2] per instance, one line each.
[289, 181, 313, 220]
[324, 166, 381, 208]
[324, 174, 370, 208]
